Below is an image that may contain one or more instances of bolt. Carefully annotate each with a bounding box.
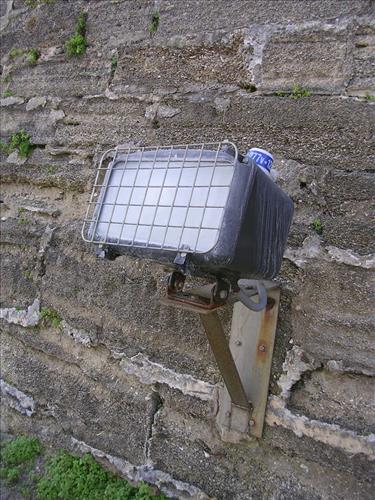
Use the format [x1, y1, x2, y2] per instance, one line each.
[219, 290, 228, 299]
[235, 340, 242, 346]
[249, 419, 255, 427]
[225, 411, 231, 418]
[258, 344, 266, 352]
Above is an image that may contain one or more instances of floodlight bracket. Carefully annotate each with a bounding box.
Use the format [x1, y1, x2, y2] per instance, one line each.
[161, 274, 280, 441]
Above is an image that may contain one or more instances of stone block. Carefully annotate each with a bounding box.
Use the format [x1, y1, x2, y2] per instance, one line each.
[152, 96, 375, 171]
[110, 37, 251, 95]
[0, 1, 82, 57]
[149, 407, 373, 499]
[1, 331, 153, 464]
[54, 97, 151, 147]
[348, 23, 375, 94]
[0, 148, 91, 192]
[290, 261, 375, 375]
[39, 222, 231, 382]
[261, 28, 350, 93]
[289, 369, 375, 434]
[7, 56, 110, 100]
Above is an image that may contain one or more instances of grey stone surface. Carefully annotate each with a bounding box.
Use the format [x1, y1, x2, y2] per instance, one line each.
[289, 369, 375, 434]
[261, 27, 350, 93]
[1, 331, 153, 464]
[1, 1, 375, 497]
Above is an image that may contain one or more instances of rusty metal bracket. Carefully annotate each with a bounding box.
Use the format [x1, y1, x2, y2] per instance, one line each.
[161, 272, 280, 440]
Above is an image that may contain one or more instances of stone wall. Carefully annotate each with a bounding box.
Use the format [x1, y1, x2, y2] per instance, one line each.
[1, 1, 374, 498]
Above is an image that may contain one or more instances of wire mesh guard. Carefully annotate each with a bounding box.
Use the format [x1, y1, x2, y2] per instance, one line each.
[82, 141, 238, 254]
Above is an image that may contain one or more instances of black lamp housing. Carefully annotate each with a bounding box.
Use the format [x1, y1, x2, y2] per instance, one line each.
[82, 142, 294, 282]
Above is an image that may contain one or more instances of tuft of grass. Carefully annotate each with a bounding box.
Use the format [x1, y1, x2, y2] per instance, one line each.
[0, 130, 35, 158]
[0, 436, 42, 485]
[364, 92, 375, 101]
[111, 55, 118, 73]
[3, 89, 14, 97]
[276, 85, 311, 99]
[312, 217, 323, 235]
[290, 84, 311, 99]
[149, 11, 160, 36]
[3, 73, 12, 83]
[65, 12, 88, 57]
[9, 47, 24, 59]
[27, 48, 40, 65]
[40, 307, 62, 328]
[47, 165, 57, 174]
[36, 451, 166, 499]
[25, 0, 55, 7]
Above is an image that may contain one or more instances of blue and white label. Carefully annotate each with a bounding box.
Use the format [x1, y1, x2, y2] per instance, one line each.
[247, 148, 273, 174]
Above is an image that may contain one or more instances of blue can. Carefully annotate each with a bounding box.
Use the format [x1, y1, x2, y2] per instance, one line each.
[247, 148, 273, 175]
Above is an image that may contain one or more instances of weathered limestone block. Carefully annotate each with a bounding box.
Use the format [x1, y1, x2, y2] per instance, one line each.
[110, 37, 251, 95]
[0, 106, 61, 145]
[0, 0, 82, 57]
[54, 97, 151, 147]
[261, 27, 350, 93]
[0, 148, 91, 192]
[149, 407, 373, 499]
[275, 161, 375, 254]
[39, 222, 228, 382]
[1, 331, 153, 464]
[5, 56, 110, 100]
[348, 23, 375, 94]
[290, 261, 375, 375]
[289, 369, 375, 434]
[153, 96, 375, 171]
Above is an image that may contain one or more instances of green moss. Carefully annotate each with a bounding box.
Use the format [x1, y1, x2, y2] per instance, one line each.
[364, 92, 375, 101]
[9, 47, 24, 59]
[36, 451, 166, 500]
[27, 48, 40, 65]
[47, 165, 57, 174]
[276, 85, 311, 98]
[290, 84, 311, 99]
[3, 89, 14, 97]
[111, 55, 118, 72]
[65, 12, 88, 57]
[312, 217, 323, 235]
[149, 11, 160, 35]
[25, 0, 54, 7]
[40, 307, 62, 328]
[0, 130, 35, 158]
[3, 73, 12, 83]
[0, 436, 42, 485]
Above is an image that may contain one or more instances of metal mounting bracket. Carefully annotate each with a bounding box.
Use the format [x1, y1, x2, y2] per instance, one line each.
[161, 272, 280, 440]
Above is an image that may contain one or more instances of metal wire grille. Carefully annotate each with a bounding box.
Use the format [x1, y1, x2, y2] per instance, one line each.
[82, 141, 238, 254]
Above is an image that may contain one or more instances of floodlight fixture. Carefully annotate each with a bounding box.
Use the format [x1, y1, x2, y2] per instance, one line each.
[82, 140, 294, 439]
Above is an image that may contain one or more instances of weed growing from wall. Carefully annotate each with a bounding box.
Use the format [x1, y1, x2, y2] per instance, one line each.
[149, 11, 160, 36]
[65, 12, 88, 57]
[0, 436, 42, 485]
[27, 48, 40, 65]
[276, 84, 311, 99]
[312, 217, 323, 235]
[0, 130, 35, 158]
[40, 307, 62, 328]
[37, 451, 166, 499]
[9, 48, 24, 59]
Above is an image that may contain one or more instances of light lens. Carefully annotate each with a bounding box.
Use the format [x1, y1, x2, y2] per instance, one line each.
[83, 143, 237, 254]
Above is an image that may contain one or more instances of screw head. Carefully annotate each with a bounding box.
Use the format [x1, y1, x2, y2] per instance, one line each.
[219, 290, 228, 299]
[258, 344, 266, 352]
